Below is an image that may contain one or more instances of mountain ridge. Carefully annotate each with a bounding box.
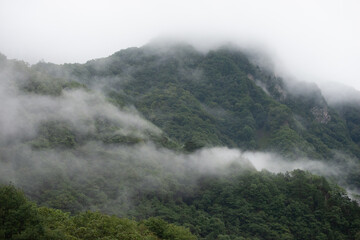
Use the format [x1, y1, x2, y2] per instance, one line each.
[1, 43, 360, 239]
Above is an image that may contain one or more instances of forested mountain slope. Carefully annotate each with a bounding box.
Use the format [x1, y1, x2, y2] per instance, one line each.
[1, 43, 360, 239]
[31, 43, 360, 159]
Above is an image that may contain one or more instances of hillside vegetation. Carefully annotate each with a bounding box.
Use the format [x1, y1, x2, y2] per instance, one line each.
[1, 44, 360, 239]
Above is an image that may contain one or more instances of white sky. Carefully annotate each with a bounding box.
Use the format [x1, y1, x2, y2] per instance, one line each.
[1, 0, 360, 90]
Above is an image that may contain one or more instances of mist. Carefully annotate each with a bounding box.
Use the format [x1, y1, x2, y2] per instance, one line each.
[1, 0, 360, 92]
[1, 53, 360, 216]
[0, 65, 160, 143]
[317, 81, 360, 106]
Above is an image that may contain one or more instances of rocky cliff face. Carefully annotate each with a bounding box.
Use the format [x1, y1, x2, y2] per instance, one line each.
[311, 106, 331, 124]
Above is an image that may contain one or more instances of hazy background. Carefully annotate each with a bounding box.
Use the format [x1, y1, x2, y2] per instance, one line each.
[1, 0, 360, 90]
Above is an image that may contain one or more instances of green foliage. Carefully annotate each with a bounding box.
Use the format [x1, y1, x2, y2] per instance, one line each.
[133, 170, 360, 240]
[135, 84, 222, 146]
[143, 218, 196, 240]
[269, 126, 316, 158]
[64, 211, 152, 240]
[183, 140, 204, 152]
[266, 104, 292, 131]
[82, 45, 360, 158]
[30, 121, 77, 149]
[8, 44, 360, 158]
[2, 45, 360, 240]
[21, 72, 87, 96]
[2, 159, 360, 239]
[336, 104, 360, 149]
[0, 185, 197, 240]
[0, 185, 45, 239]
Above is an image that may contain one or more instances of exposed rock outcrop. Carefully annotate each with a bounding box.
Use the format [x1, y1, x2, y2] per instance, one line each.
[311, 106, 331, 124]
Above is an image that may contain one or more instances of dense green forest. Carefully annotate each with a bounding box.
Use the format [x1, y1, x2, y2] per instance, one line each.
[2, 170, 360, 239]
[0, 184, 195, 239]
[30, 44, 360, 159]
[1, 43, 360, 239]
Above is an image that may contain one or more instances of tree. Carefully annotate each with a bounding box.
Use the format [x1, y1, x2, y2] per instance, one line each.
[0, 185, 44, 239]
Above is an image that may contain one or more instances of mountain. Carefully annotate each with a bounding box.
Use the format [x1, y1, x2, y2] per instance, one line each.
[1, 43, 360, 239]
[30, 43, 360, 159]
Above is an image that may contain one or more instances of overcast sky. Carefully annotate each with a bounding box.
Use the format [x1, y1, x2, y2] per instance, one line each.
[1, 0, 360, 90]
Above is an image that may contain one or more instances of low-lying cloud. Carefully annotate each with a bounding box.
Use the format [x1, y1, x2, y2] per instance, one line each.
[0, 69, 160, 144]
